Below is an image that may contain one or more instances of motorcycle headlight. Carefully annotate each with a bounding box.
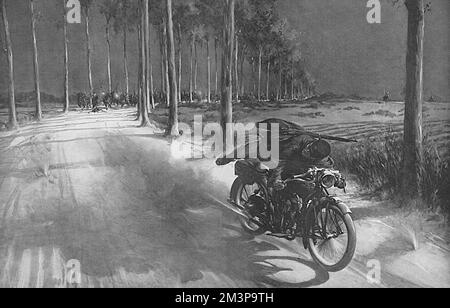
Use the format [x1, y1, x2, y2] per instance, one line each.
[321, 172, 336, 189]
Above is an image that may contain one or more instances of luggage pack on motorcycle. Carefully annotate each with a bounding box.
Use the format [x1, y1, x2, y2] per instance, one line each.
[235, 160, 268, 185]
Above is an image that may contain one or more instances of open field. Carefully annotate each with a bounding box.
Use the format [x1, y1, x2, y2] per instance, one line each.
[148, 99, 450, 155]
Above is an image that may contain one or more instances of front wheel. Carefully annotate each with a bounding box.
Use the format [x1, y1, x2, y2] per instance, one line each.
[307, 204, 356, 272]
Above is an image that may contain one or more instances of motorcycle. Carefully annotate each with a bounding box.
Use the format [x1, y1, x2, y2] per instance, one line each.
[222, 159, 356, 272]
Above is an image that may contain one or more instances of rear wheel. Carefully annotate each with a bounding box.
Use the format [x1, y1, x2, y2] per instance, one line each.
[231, 178, 267, 236]
[308, 204, 356, 272]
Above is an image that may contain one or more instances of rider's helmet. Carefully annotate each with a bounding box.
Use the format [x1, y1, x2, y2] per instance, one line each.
[302, 139, 331, 160]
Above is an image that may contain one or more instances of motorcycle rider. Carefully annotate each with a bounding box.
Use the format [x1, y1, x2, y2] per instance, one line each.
[216, 118, 334, 196]
[269, 134, 333, 193]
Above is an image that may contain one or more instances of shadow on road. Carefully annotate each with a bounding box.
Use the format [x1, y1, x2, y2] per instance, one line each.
[0, 110, 328, 287]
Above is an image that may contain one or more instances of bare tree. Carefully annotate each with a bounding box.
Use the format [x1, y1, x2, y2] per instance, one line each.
[30, 0, 42, 121]
[1, 0, 17, 129]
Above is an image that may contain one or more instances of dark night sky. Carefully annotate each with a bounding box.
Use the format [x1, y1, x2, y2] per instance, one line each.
[0, 0, 449, 100]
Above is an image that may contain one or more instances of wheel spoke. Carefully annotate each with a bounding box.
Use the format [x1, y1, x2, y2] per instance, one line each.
[243, 186, 250, 200]
[310, 207, 350, 267]
[319, 210, 326, 237]
[331, 212, 344, 235]
[323, 208, 329, 237]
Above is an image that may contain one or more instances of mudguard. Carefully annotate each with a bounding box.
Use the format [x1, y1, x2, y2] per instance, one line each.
[333, 197, 352, 215]
[302, 197, 352, 249]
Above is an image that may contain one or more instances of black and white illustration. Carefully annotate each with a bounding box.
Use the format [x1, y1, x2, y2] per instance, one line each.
[0, 0, 448, 289]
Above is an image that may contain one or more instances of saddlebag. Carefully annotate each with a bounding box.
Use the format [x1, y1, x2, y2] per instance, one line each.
[235, 160, 268, 185]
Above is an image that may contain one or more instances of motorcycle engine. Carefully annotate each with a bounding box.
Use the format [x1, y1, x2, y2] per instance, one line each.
[273, 191, 303, 233]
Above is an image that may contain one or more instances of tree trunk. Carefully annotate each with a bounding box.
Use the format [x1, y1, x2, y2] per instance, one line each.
[194, 41, 198, 92]
[159, 30, 165, 96]
[106, 19, 112, 93]
[284, 73, 287, 98]
[150, 62, 155, 109]
[239, 54, 245, 95]
[221, 0, 235, 146]
[401, 0, 425, 199]
[84, 6, 93, 107]
[178, 23, 182, 103]
[140, 0, 151, 126]
[207, 37, 211, 103]
[266, 60, 270, 101]
[145, 2, 151, 113]
[251, 58, 256, 96]
[165, 0, 179, 136]
[1, 0, 17, 129]
[149, 28, 155, 111]
[62, 0, 69, 113]
[189, 36, 194, 103]
[257, 46, 262, 101]
[291, 60, 294, 100]
[234, 34, 238, 103]
[30, 0, 42, 121]
[123, 25, 129, 104]
[163, 20, 170, 107]
[137, 22, 142, 120]
[214, 37, 218, 98]
[278, 59, 282, 101]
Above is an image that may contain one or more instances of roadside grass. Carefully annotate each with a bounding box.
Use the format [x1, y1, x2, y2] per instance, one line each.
[334, 130, 450, 222]
[362, 109, 397, 118]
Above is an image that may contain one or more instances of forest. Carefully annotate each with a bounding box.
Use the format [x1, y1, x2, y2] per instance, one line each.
[1, 0, 318, 130]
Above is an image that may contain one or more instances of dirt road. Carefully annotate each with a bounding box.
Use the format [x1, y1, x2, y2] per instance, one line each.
[0, 109, 448, 288]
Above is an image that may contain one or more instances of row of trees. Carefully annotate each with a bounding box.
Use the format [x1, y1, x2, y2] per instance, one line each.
[0, 0, 315, 130]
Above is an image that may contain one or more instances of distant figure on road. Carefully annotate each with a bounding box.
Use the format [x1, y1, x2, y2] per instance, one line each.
[383, 90, 391, 102]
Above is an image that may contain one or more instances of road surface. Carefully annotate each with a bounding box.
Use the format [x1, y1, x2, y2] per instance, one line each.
[0, 109, 448, 288]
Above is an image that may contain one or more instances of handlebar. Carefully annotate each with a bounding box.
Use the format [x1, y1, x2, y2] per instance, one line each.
[284, 168, 344, 186]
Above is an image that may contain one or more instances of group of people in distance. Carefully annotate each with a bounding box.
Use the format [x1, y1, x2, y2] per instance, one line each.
[77, 91, 139, 111]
